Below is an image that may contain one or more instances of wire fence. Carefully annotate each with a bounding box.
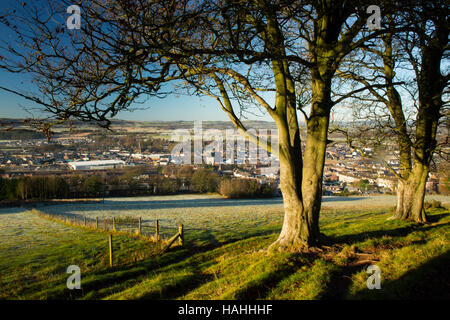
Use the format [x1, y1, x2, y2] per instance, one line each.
[32, 209, 184, 267]
[31, 208, 185, 267]
[31, 208, 179, 241]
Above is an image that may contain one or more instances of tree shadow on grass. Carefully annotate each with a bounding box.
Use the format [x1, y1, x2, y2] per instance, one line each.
[230, 255, 316, 300]
[74, 232, 272, 299]
[136, 264, 216, 300]
[79, 249, 212, 299]
[47, 259, 214, 300]
[426, 211, 450, 224]
[44, 228, 276, 299]
[39, 250, 193, 299]
[317, 249, 450, 300]
[319, 263, 370, 300]
[327, 218, 448, 246]
[327, 226, 419, 246]
[349, 249, 450, 300]
[136, 233, 281, 299]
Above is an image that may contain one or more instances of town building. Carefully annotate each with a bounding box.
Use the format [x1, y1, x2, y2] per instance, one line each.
[68, 160, 126, 170]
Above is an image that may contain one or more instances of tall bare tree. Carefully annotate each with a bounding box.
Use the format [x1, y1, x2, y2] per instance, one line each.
[0, 0, 401, 250]
[336, 1, 449, 223]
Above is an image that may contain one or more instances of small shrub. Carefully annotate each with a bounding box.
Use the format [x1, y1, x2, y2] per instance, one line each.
[155, 177, 179, 194]
[218, 178, 275, 198]
[190, 168, 219, 193]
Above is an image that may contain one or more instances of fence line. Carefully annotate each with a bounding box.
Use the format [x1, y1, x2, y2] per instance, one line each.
[31, 209, 185, 264]
[109, 234, 113, 267]
[31, 208, 180, 239]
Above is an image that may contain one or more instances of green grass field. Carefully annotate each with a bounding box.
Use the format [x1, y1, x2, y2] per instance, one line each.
[0, 195, 449, 300]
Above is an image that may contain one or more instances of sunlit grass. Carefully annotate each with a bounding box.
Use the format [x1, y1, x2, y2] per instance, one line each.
[0, 194, 449, 300]
[105, 208, 450, 300]
[0, 209, 163, 299]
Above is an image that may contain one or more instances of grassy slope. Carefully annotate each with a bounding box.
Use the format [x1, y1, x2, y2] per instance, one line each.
[0, 209, 168, 299]
[0, 206, 449, 300]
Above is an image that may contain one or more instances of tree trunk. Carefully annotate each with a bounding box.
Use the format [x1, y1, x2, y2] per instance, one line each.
[268, 81, 311, 250]
[395, 163, 428, 223]
[395, 13, 448, 224]
[301, 76, 332, 244]
[381, 31, 434, 225]
[264, 3, 343, 251]
[269, 139, 324, 251]
[269, 77, 331, 252]
[301, 114, 329, 244]
[270, 140, 307, 251]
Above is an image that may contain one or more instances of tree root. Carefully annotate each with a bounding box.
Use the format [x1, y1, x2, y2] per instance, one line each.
[267, 238, 312, 254]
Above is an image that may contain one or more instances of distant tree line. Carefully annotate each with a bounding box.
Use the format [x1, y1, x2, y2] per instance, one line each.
[0, 129, 45, 140]
[0, 176, 69, 200]
[0, 166, 277, 201]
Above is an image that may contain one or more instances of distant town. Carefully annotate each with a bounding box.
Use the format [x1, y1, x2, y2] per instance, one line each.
[0, 119, 447, 200]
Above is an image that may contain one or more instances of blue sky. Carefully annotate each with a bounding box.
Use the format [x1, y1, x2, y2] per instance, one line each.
[0, 1, 377, 124]
[0, 69, 276, 122]
[0, 69, 272, 122]
[0, 74, 259, 121]
[0, 1, 274, 122]
[0, 1, 431, 125]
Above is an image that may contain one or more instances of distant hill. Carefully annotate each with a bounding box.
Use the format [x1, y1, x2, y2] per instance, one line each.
[0, 118, 278, 134]
[0, 128, 46, 140]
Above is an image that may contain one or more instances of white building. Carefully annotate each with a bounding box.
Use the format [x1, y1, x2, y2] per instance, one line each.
[376, 177, 396, 190]
[338, 173, 360, 183]
[68, 160, 126, 170]
[260, 166, 279, 178]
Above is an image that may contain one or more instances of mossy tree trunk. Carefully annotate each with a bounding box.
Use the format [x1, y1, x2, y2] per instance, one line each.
[269, 76, 332, 251]
[266, 4, 343, 251]
[265, 17, 312, 250]
[379, 22, 447, 223]
[395, 164, 428, 222]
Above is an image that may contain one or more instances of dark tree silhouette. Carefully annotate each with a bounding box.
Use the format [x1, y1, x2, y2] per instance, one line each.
[0, 0, 421, 250]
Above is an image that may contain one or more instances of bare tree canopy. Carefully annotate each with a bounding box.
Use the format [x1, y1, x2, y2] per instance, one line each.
[335, 0, 449, 222]
[0, 0, 441, 250]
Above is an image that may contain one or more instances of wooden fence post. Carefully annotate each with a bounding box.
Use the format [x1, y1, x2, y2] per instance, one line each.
[138, 217, 141, 235]
[84, 217, 86, 226]
[178, 224, 184, 247]
[96, 217, 99, 229]
[155, 219, 159, 241]
[113, 217, 116, 232]
[108, 234, 113, 267]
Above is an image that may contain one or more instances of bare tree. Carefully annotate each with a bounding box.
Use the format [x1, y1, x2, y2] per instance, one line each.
[0, 0, 402, 250]
[336, 0, 449, 223]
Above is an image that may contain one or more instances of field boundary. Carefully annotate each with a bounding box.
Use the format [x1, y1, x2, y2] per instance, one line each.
[31, 208, 184, 257]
